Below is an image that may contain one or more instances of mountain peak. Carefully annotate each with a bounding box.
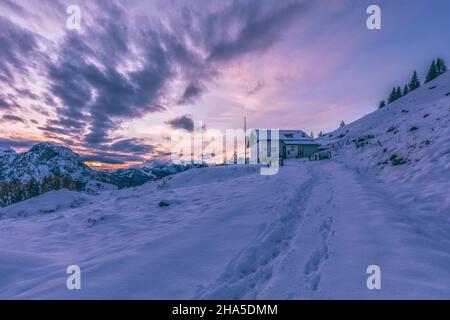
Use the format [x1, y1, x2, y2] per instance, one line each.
[30, 142, 69, 152]
[28, 142, 79, 160]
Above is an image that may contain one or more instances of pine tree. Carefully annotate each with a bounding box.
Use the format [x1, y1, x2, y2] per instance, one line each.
[388, 87, 397, 103]
[378, 100, 386, 109]
[52, 176, 62, 190]
[403, 84, 410, 96]
[310, 131, 314, 139]
[436, 57, 447, 75]
[409, 71, 421, 91]
[41, 176, 51, 193]
[25, 178, 40, 199]
[340, 120, 346, 128]
[395, 86, 402, 99]
[318, 131, 323, 137]
[9, 180, 24, 203]
[62, 175, 74, 190]
[0, 182, 13, 207]
[0, 183, 9, 207]
[425, 60, 438, 83]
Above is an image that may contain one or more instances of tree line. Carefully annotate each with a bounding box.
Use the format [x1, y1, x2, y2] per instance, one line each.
[379, 57, 447, 109]
[0, 175, 78, 207]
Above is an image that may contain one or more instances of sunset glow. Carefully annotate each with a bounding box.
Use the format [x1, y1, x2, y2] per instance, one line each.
[1, 0, 450, 168]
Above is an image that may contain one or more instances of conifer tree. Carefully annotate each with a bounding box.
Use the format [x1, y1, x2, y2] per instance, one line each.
[436, 58, 448, 75]
[340, 120, 346, 128]
[52, 176, 62, 190]
[425, 60, 438, 83]
[63, 175, 74, 190]
[388, 87, 397, 103]
[25, 178, 40, 199]
[379, 100, 386, 109]
[409, 71, 421, 91]
[395, 86, 402, 99]
[403, 84, 410, 96]
[41, 176, 51, 193]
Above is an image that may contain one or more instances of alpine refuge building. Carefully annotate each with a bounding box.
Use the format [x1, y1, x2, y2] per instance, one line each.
[251, 129, 321, 161]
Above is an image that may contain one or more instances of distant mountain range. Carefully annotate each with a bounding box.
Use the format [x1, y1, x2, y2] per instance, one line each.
[0, 142, 196, 206]
[0, 143, 96, 183]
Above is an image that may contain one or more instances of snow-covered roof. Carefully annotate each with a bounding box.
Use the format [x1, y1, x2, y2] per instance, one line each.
[279, 130, 309, 140]
[283, 140, 321, 146]
[252, 130, 320, 145]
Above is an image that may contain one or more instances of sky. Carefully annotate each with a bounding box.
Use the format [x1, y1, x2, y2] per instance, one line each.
[1, 0, 450, 169]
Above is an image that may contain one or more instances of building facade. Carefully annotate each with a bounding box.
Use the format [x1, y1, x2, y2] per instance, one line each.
[251, 130, 321, 162]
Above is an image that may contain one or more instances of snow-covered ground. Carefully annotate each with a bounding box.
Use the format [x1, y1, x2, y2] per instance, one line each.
[0, 73, 449, 299]
[0, 160, 449, 299]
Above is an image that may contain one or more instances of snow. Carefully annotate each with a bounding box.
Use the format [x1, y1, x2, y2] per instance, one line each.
[84, 180, 118, 195]
[0, 145, 16, 156]
[1, 159, 449, 299]
[0, 142, 96, 183]
[0, 189, 94, 219]
[318, 71, 450, 216]
[0, 72, 450, 299]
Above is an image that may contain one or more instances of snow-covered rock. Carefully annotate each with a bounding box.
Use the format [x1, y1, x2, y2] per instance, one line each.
[84, 180, 118, 195]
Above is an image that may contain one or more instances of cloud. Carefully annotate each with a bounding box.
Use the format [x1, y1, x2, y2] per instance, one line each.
[0, 95, 10, 109]
[202, 0, 310, 63]
[0, 137, 37, 149]
[80, 137, 156, 164]
[43, 1, 309, 147]
[46, 3, 173, 145]
[246, 80, 266, 96]
[166, 114, 195, 132]
[178, 82, 203, 105]
[1, 0, 27, 15]
[109, 138, 154, 155]
[2, 114, 25, 123]
[80, 149, 151, 164]
[0, 15, 38, 84]
[15, 88, 40, 101]
[80, 155, 125, 165]
[38, 124, 76, 137]
[0, 0, 310, 164]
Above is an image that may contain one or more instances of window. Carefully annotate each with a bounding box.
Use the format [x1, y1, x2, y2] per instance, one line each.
[291, 146, 295, 151]
[284, 134, 294, 138]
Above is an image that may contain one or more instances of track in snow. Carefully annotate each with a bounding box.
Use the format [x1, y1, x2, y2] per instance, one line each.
[198, 165, 318, 299]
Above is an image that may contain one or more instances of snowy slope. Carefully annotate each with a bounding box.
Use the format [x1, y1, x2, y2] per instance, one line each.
[319, 71, 450, 181]
[0, 189, 95, 219]
[318, 71, 450, 215]
[0, 146, 17, 169]
[0, 146, 16, 157]
[0, 159, 449, 299]
[0, 73, 450, 299]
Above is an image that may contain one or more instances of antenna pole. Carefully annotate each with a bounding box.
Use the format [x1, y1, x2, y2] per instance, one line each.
[244, 116, 247, 164]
